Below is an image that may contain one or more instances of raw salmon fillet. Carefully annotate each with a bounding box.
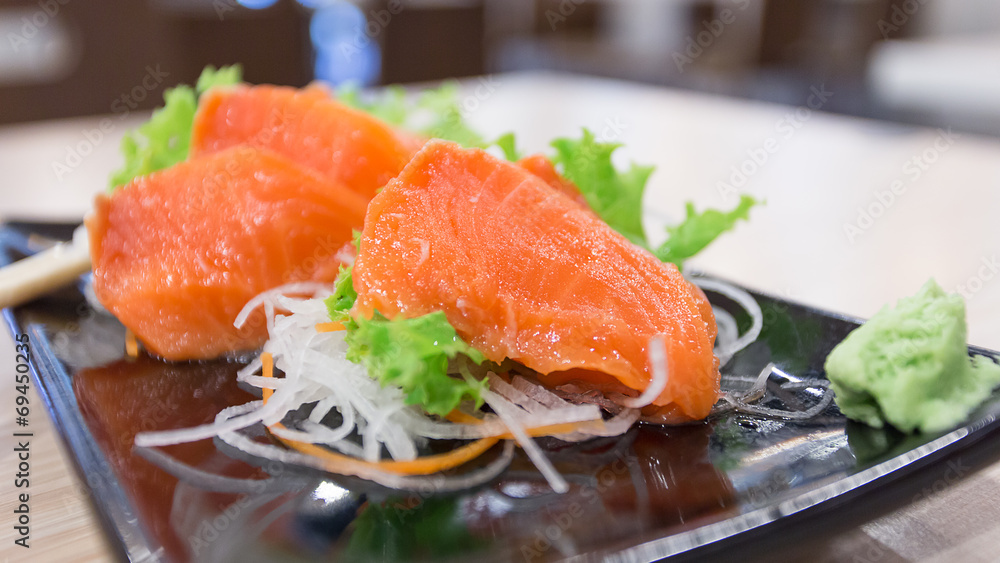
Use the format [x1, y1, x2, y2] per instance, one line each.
[190, 84, 423, 199]
[352, 141, 720, 421]
[88, 146, 367, 361]
[517, 153, 591, 209]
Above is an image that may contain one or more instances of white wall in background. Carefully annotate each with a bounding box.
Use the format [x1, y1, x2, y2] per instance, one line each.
[914, 0, 1000, 37]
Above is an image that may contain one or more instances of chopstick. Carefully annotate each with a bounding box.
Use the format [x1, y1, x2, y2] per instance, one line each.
[0, 225, 92, 309]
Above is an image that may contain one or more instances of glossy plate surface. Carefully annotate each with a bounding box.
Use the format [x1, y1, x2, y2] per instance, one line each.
[4, 223, 1000, 563]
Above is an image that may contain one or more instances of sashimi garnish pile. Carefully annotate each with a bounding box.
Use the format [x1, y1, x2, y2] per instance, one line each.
[97, 66, 831, 493]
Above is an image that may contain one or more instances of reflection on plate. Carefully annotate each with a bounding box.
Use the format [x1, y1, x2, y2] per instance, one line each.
[4, 223, 1000, 563]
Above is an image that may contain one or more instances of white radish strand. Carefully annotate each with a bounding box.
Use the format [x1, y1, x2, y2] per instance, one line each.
[712, 308, 739, 355]
[135, 400, 268, 447]
[487, 373, 548, 413]
[211, 404, 516, 491]
[397, 405, 603, 441]
[714, 363, 835, 420]
[510, 376, 575, 409]
[218, 426, 516, 492]
[481, 387, 569, 494]
[745, 362, 776, 402]
[619, 334, 669, 409]
[137, 286, 618, 493]
[691, 277, 763, 365]
[233, 281, 332, 329]
[557, 408, 641, 442]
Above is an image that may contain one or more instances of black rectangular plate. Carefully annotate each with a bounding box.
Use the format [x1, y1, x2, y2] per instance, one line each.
[4, 222, 1000, 563]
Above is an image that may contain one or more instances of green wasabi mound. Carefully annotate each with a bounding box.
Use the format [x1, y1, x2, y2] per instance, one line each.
[825, 279, 1000, 433]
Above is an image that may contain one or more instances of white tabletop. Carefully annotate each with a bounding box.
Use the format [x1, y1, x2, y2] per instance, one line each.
[1, 71, 999, 562]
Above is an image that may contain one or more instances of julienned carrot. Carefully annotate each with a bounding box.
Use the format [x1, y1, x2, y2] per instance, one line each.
[444, 410, 482, 424]
[315, 322, 345, 333]
[125, 329, 139, 359]
[276, 430, 500, 476]
[261, 352, 274, 402]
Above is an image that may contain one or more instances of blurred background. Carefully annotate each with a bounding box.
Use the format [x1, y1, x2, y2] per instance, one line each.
[2, 0, 1000, 136]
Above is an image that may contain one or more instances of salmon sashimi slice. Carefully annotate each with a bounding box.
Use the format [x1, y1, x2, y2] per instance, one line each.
[190, 83, 423, 199]
[88, 146, 367, 361]
[352, 140, 720, 421]
[517, 153, 591, 209]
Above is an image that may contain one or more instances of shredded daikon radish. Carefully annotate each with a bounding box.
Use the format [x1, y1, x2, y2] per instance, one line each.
[510, 376, 574, 409]
[233, 281, 331, 329]
[135, 446, 309, 495]
[713, 363, 834, 420]
[618, 334, 669, 409]
[135, 400, 269, 447]
[480, 388, 569, 494]
[556, 408, 641, 442]
[488, 373, 548, 413]
[713, 308, 739, 355]
[137, 286, 617, 493]
[691, 277, 763, 365]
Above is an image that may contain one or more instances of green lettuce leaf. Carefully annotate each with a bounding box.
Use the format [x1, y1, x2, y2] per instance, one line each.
[346, 311, 486, 417]
[323, 265, 485, 416]
[196, 64, 243, 95]
[493, 132, 521, 162]
[325, 265, 358, 325]
[550, 129, 653, 246]
[337, 81, 486, 148]
[654, 194, 758, 267]
[338, 83, 411, 127]
[338, 83, 523, 161]
[109, 64, 242, 190]
[415, 84, 487, 148]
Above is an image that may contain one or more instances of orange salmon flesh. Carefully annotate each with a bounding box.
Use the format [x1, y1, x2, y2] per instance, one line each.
[88, 146, 366, 361]
[191, 83, 423, 200]
[352, 140, 720, 422]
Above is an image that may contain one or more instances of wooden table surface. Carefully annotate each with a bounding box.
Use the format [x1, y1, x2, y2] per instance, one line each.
[1, 72, 1000, 562]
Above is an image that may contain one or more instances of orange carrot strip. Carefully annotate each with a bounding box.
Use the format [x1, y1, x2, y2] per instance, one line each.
[272, 425, 500, 475]
[315, 322, 345, 333]
[517, 420, 605, 439]
[261, 352, 274, 402]
[445, 410, 483, 424]
[125, 329, 139, 359]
